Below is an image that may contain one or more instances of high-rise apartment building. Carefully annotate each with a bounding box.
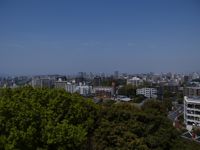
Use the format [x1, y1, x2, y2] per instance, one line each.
[184, 96, 200, 131]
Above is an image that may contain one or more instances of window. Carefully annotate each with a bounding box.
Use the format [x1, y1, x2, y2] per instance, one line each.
[195, 111, 200, 115]
[195, 104, 200, 109]
[187, 121, 194, 125]
[188, 104, 194, 108]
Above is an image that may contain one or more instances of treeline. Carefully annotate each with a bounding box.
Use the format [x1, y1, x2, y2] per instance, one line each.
[0, 87, 199, 150]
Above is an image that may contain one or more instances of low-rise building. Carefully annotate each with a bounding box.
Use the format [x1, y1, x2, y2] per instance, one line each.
[116, 95, 131, 102]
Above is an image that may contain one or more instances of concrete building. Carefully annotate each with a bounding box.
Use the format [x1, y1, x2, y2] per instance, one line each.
[93, 76, 101, 86]
[184, 96, 200, 131]
[75, 84, 92, 96]
[127, 77, 143, 86]
[164, 82, 179, 93]
[184, 87, 200, 97]
[54, 78, 77, 93]
[192, 72, 200, 80]
[31, 78, 53, 88]
[114, 71, 119, 79]
[136, 88, 157, 98]
[93, 87, 113, 98]
[54, 78, 68, 89]
[66, 83, 76, 93]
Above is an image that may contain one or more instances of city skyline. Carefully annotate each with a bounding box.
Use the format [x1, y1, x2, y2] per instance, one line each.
[0, 0, 200, 75]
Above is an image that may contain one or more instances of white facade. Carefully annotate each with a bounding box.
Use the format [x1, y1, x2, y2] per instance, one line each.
[75, 85, 92, 96]
[192, 72, 200, 80]
[116, 95, 131, 102]
[54, 80, 76, 93]
[54, 80, 92, 95]
[93, 87, 113, 93]
[136, 88, 157, 98]
[66, 83, 76, 93]
[127, 77, 143, 86]
[184, 96, 200, 131]
[54, 81, 68, 89]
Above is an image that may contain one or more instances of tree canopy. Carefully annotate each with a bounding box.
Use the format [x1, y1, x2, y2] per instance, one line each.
[0, 87, 199, 150]
[118, 84, 136, 98]
[0, 87, 99, 150]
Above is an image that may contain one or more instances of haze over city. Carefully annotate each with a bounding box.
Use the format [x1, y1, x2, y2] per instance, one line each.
[2, 1, 200, 149]
[0, 0, 200, 75]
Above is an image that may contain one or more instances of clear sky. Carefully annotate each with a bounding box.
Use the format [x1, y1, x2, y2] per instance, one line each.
[0, 0, 200, 75]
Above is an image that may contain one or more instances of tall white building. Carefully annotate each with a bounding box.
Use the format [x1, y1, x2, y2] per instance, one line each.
[75, 85, 92, 96]
[66, 83, 76, 93]
[136, 88, 157, 98]
[184, 96, 200, 131]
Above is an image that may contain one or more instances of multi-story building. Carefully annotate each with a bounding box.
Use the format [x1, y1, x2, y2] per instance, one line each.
[93, 76, 102, 86]
[192, 72, 200, 80]
[127, 77, 143, 87]
[114, 71, 119, 79]
[75, 85, 92, 96]
[66, 83, 76, 93]
[136, 88, 157, 98]
[164, 82, 179, 93]
[31, 78, 53, 88]
[184, 87, 200, 97]
[54, 78, 68, 89]
[54, 78, 77, 93]
[93, 87, 113, 98]
[184, 96, 200, 131]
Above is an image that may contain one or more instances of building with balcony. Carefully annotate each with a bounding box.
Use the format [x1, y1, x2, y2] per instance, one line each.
[184, 96, 200, 131]
[136, 88, 157, 98]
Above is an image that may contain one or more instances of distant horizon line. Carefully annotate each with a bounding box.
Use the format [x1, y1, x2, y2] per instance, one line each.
[1, 71, 200, 77]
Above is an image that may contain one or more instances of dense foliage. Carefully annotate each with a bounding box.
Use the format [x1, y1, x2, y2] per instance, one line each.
[93, 102, 177, 150]
[0, 87, 199, 150]
[118, 84, 136, 98]
[0, 87, 99, 150]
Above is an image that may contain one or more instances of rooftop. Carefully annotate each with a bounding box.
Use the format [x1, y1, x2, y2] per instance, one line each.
[185, 96, 200, 104]
[186, 87, 200, 89]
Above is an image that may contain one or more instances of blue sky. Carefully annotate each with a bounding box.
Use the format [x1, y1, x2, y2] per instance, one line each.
[0, 0, 200, 75]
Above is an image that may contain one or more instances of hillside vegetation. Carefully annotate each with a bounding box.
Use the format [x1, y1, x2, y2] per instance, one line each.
[0, 87, 199, 150]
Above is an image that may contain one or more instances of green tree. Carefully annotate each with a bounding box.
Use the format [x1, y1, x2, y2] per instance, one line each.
[0, 87, 199, 150]
[92, 102, 178, 150]
[118, 84, 136, 98]
[0, 87, 99, 150]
